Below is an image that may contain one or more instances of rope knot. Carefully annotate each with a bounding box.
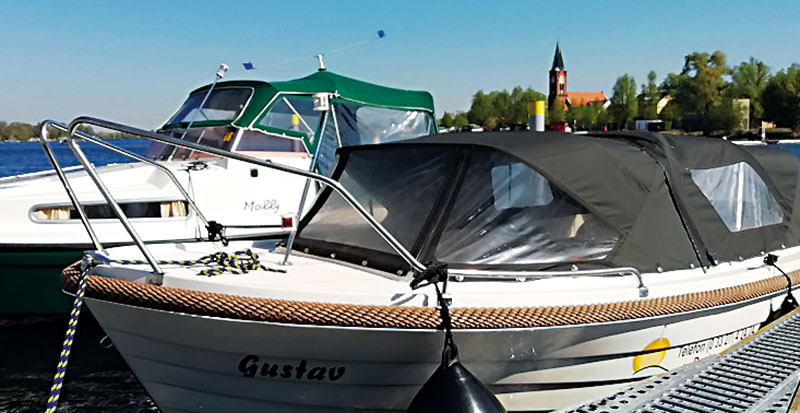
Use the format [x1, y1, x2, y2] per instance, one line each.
[410, 261, 448, 290]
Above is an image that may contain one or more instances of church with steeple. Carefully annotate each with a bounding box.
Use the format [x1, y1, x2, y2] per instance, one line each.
[548, 43, 607, 110]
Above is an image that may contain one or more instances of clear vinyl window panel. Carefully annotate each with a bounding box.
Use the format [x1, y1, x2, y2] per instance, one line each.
[690, 162, 783, 232]
[435, 151, 619, 266]
[299, 147, 457, 255]
[257, 96, 321, 137]
[334, 102, 434, 146]
[167, 88, 251, 124]
[491, 163, 553, 209]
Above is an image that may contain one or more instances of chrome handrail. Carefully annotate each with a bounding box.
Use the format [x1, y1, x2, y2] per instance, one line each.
[62, 125, 163, 274]
[449, 267, 648, 297]
[67, 116, 427, 273]
[49, 121, 210, 227]
[36, 122, 104, 253]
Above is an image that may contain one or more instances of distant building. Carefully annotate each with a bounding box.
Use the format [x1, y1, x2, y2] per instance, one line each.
[548, 43, 607, 110]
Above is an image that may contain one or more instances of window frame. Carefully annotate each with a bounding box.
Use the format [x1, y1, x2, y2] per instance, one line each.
[162, 86, 255, 129]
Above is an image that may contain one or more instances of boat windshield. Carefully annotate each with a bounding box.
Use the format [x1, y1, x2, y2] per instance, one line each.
[166, 87, 252, 126]
[298, 146, 620, 270]
[145, 127, 237, 160]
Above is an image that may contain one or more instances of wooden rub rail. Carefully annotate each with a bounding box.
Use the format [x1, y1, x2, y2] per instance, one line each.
[62, 263, 800, 330]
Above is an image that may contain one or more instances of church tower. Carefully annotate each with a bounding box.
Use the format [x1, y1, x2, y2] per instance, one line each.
[549, 43, 567, 105]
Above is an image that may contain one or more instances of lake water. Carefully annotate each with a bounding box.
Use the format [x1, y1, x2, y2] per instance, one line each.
[2, 140, 800, 412]
[0, 140, 150, 177]
[0, 140, 155, 412]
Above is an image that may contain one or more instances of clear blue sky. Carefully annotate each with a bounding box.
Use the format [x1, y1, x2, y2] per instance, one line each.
[1, 0, 799, 127]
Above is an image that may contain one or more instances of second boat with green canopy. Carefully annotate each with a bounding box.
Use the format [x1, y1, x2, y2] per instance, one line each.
[149, 70, 436, 175]
[0, 69, 436, 313]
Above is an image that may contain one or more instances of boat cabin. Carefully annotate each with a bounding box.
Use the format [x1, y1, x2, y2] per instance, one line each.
[294, 131, 800, 275]
[145, 71, 437, 175]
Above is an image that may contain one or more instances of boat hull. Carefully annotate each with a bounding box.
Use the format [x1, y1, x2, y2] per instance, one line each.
[0, 250, 81, 313]
[87, 292, 777, 412]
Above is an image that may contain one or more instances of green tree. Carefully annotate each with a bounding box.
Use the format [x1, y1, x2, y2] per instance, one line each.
[610, 74, 638, 128]
[673, 51, 731, 134]
[508, 87, 527, 124]
[489, 90, 511, 125]
[439, 112, 454, 128]
[76, 125, 96, 136]
[509, 87, 546, 124]
[638, 71, 659, 120]
[548, 99, 566, 123]
[729, 57, 770, 127]
[468, 91, 493, 126]
[763, 64, 800, 133]
[566, 102, 607, 130]
[597, 104, 613, 128]
[5, 122, 34, 140]
[453, 112, 470, 128]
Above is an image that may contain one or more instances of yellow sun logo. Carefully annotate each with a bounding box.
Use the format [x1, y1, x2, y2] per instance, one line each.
[633, 337, 670, 373]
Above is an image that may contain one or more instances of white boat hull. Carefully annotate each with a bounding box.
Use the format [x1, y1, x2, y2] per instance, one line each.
[87, 291, 777, 412]
[0, 155, 313, 248]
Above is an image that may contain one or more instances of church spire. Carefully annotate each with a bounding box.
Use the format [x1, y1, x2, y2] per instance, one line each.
[551, 42, 565, 71]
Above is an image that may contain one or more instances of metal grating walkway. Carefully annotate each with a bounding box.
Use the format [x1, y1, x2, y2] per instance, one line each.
[562, 308, 800, 413]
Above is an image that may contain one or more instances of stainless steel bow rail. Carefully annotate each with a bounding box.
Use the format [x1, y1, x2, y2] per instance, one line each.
[561, 307, 800, 413]
[38, 116, 426, 275]
[36, 116, 646, 293]
[38, 120, 213, 274]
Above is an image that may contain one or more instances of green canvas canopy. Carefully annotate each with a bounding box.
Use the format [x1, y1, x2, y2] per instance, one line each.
[163, 71, 435, 130]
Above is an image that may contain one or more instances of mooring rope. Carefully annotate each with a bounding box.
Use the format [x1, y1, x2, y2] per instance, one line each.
[109, 249, 286, 276]
[43, 249, 283, 412]
[44, 263, 89, 413]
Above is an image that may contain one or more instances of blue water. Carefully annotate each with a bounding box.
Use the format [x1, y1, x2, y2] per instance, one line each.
[0, 140, 155, 412]
[775, 144, 800, 159]
[0, 140, 150, 178]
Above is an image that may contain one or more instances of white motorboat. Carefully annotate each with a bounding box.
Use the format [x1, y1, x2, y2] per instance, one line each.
[63, 131, 800, 411]
[0, 69, 436, 313]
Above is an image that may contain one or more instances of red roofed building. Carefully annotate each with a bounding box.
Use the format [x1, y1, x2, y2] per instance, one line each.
[548, 43, 607, 110]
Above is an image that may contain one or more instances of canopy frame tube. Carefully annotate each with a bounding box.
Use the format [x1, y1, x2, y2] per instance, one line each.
[36, 116, 645, 296]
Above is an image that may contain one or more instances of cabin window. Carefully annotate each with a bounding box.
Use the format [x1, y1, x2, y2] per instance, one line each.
[334, 102, 434, 146]
[435, 150, 619, 266]
[690, 162, 783, 232]
[167, 87, 251, 124]
[257, 96, 321, 137]
[32, 201, 189, 221]
[236, 130, 305, 152]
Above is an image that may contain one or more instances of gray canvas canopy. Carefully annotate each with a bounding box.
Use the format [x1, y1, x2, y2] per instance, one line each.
[295, 131, 800, 275]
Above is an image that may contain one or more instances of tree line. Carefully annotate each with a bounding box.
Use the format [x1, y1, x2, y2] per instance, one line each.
[0, 121, 134, 141]
[439, 87, 546, 129]
[441, 51, 800, 137]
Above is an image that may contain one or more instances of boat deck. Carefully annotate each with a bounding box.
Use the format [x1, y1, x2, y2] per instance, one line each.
[560, 306, 800, 412]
